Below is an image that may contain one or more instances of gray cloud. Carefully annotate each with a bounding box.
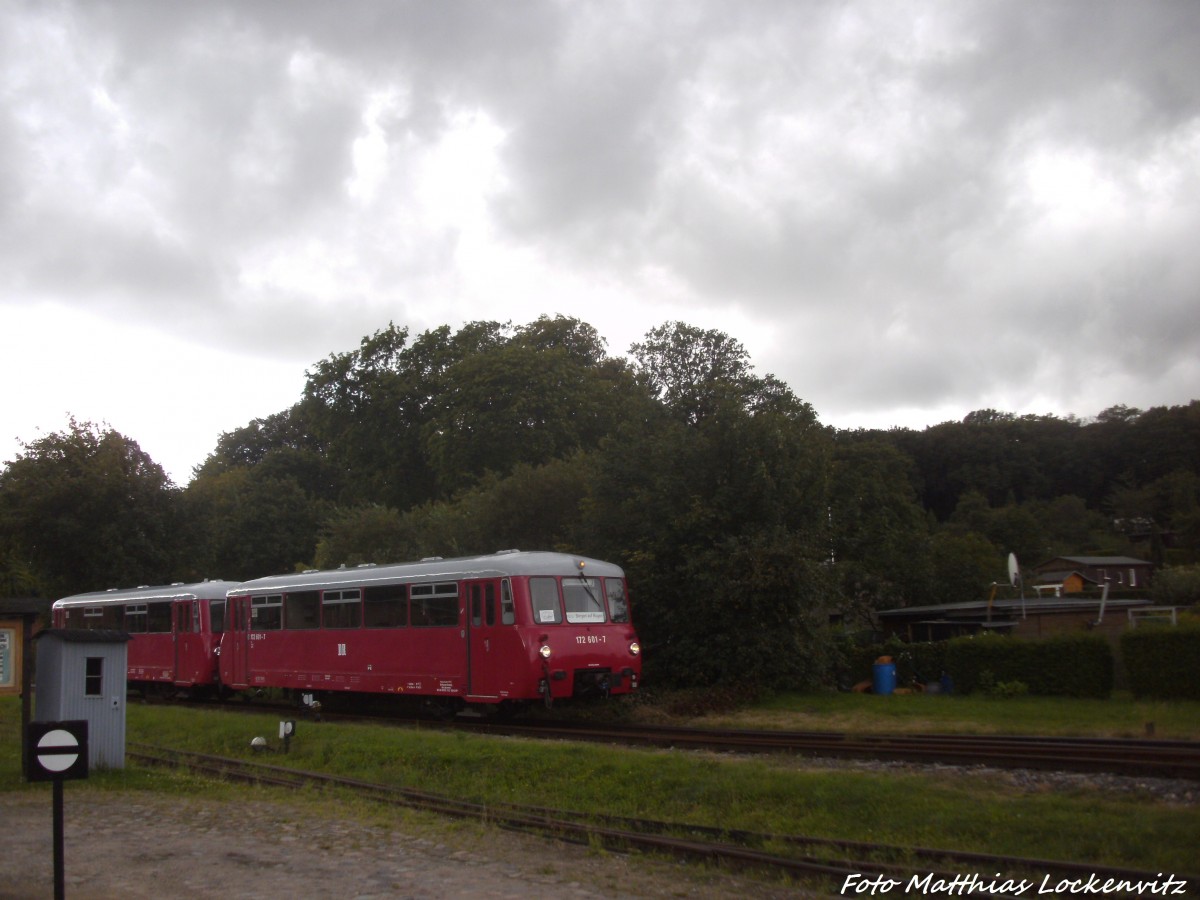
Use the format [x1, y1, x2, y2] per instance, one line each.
[1, 0, 1198, 482]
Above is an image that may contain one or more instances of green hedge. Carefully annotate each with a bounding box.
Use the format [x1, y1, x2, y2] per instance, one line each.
[1121, 622, 1200, 700]
[842, 633, 1114, 697]
[943, 633, 1113, 698]
[839, 636, 949, 689]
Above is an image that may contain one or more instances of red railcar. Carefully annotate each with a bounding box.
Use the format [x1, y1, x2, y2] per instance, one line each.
[219, 550, 641, 714]
[52, 581, 240, 696]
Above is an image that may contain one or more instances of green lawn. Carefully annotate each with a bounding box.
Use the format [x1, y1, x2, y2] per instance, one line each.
[679, 690, 1200, 739]
[2, 696, 1196, 874]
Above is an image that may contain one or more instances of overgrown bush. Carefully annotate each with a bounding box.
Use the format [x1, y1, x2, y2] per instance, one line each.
[944, 633, 1113, 698]
[987, 679, 1030, 699]
[1121, 622, 1200, 700]
[1150, 565, 1200, 607]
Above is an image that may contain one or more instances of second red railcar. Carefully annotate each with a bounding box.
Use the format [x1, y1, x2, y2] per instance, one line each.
[53, 580, 239, 695]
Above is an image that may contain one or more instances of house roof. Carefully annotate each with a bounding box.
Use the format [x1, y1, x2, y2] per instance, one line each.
[0, 598, 45, 616]
[1035, 555, 1151, 569]
[34, 628, 132, 643]
[878, 597, 1152, 619]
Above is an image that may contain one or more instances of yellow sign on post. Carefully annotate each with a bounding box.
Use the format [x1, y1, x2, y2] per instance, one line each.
[0, 620, 24, 694]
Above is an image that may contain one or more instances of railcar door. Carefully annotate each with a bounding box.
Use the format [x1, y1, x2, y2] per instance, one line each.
[467, 579, 518, 698]
[221, 596, 250, 689]
[173, 599, 202, 686]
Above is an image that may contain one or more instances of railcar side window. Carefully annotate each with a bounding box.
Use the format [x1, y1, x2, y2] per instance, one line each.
[529, 578, 562, 625]
[285, 591, 321, 629]
[562, 577, 606, 624]
[604, 579, 630, 623]
[83, 606, 120, 630]
[147, 602, 172, 633]
[411, 582, 459, 627]
[364, 584, 407, 628]
[251, 595, 282, 630]
[323, 589, 361, 629]
[125, 603, 147, 633]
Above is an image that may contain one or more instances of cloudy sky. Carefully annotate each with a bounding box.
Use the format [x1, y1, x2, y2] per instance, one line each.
[3, 1, 1198, 485]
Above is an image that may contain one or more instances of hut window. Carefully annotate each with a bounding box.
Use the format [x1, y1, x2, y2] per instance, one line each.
[85, 657, 103, 697]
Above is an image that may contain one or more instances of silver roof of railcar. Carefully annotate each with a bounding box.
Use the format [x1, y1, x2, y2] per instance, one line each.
[54, 580, 242, 609]
[229, 550, 624, 596]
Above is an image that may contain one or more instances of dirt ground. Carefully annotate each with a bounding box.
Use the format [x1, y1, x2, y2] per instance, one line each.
[0, 789, 814, 899]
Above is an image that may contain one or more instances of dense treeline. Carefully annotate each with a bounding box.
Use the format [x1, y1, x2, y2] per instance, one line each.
[2, 316, 1198, 691]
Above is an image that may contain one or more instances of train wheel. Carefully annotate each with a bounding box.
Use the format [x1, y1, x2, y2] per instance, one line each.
[492, 700, 526, 721]
[423, 698, 460, 721]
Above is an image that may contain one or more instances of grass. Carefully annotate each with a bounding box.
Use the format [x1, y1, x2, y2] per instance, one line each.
[2, 694, 1197, 874]
[661, 690, 1200, 739]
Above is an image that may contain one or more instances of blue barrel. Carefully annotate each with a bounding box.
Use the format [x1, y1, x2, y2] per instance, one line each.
[872, 662, 897, 696]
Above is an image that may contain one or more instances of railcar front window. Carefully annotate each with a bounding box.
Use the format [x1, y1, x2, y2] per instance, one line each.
[604, 579, 630, 623]
[529, 577, 562, 625]
[563, 578, 606, 624]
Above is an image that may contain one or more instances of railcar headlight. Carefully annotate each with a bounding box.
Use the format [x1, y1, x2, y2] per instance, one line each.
[629, 641, 641, 656]
[539, 644, 552, 660]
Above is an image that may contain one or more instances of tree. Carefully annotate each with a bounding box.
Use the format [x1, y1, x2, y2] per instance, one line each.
[630, 321, 794, 424]
[313, 455, 596, 569]
[0, 419, 181, 597]
[580, 387, 834, 692]
[927, 530, 1001, 606]
[183, 467, 324, 580]
[513, 314, 609, 365]
[423, 334, 645, 497]
[828, 440, 931, 623]
[313, 505, 409, 570]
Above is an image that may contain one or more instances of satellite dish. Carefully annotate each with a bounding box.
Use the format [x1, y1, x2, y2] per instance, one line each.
[1007, 553, 1020, 587]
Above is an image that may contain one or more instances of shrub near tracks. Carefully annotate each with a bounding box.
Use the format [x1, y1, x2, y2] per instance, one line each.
[1123, 622, 1200, 700]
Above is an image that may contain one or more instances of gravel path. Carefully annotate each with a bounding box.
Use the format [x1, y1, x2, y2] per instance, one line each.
[2, 756, 1191, 899]
[0, 789, 811, 900]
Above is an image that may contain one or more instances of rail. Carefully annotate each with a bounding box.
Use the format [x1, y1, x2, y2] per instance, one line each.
[459, 720, 1200, 780]
[128, 743, 1198, 896]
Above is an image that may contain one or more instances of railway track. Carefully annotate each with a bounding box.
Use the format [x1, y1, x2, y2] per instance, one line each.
[128, 743, 1197, 896]
[463, 719, 1200, 780]
[154, 696, 1200, 780]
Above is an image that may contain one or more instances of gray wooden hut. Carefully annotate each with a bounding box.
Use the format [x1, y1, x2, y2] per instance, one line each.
[34, 629, 131, 770]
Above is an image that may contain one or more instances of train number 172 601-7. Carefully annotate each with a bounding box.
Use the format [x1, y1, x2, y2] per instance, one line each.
[575, 635, 607, 645]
